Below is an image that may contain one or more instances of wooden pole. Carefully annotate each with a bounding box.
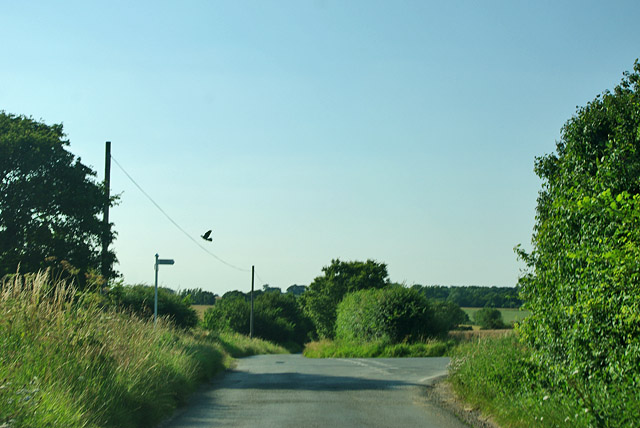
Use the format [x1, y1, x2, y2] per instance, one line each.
[250, 265, 255, 338]
[101, 141, 112, 280]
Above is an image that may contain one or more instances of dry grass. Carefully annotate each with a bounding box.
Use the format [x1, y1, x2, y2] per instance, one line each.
[191, 304, 214, 320]
[448, 329, 515, 341]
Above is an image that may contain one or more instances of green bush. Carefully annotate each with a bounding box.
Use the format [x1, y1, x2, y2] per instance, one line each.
[203, 295, 250, 333]
[473, 307, 506, 329]
[517, 60, 640, 425]
[300, 259, 389, 339]
[335, 286, 441, 343]
[109, 284, 198, 329]
[430, 300, 470, 332]
[203, 292, 313, 346]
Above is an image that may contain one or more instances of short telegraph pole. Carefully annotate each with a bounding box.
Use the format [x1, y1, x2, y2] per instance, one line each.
[250, 265, 255, 338]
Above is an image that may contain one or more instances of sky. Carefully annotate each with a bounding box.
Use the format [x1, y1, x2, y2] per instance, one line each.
[2, 1, 639, 295]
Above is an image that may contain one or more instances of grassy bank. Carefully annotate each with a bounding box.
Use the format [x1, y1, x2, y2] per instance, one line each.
[0, 272, 286, 428]
[447, 334, 639, 427]
[303, 338, 457, 358]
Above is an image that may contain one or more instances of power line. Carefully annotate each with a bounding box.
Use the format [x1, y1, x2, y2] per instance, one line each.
[254, 268, 266, 285]
[110, 155, 250, 273]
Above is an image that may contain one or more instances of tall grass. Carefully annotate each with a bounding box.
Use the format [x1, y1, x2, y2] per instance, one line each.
[0, 272, 286, 428]
[448, 335, 605, 427]
[303, 338, 457, 358]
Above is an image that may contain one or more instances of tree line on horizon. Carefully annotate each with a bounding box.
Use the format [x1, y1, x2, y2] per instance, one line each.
[182, 283, 522, 308]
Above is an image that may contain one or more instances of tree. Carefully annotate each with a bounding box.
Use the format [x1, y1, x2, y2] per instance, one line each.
[473, 307, 505, 330]
[300, 259, 389, 339]
[0, 113, 116, 286]
[517, 60, 640, 423]
[286, 284, 307, 296]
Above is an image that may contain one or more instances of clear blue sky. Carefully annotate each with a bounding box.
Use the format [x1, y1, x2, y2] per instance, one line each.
[2, 1, 639, 294]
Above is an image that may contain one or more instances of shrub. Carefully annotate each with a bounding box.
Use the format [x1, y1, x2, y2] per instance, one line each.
[203, 292, 313, 346]
[203, 295, 250, 333]
[335, 286, 440, 343]
[517, 60, 640, 425]
[430, 300, 470, 332]
[300, 259, 389, 339]
[473, 307, 506, 329]
[109, 284, 198, 329]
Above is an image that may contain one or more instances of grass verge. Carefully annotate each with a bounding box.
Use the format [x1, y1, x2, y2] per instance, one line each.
[0, 272, 286, 428]
[448, 334, 604, 427]
[303, 338, 457, 358]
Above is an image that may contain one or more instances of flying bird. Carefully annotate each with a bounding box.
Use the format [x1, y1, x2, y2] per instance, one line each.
[201, 230, 213, 242]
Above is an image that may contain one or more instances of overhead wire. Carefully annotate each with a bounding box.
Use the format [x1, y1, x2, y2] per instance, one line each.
[110, 155, 251, 273]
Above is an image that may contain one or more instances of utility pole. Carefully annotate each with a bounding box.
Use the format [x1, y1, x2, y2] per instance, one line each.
[250, 265, 255, 338]
[101, 141, 112, 280]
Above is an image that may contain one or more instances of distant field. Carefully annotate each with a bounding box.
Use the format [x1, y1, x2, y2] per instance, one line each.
[192, 304, 214, 320]
[462, 307, 530, 326]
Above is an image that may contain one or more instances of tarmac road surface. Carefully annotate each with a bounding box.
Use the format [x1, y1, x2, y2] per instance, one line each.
[161, 354, 468, 428]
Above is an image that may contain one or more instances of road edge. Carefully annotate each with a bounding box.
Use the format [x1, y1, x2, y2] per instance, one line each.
[422, 376, 500, 428]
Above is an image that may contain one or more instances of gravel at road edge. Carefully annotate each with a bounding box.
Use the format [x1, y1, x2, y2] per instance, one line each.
[423, 377, 500, 428]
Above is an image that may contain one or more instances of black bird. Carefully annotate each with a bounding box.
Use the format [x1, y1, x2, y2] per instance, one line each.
[201, 230, 213, 242]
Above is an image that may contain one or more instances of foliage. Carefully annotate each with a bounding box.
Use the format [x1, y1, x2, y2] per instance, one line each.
[430, 300, 470, 332]
[203, 294, 250, 333]
[412, 284, 522, 308]
[303, 337, 456, 358]
[0, 112, 117, 287]
[449, 335, 640, 427]
[335, 286, 437, 343]
[253, 291, 313, 346]
[0, 271, 286, 428]
[178, 287, 217, 305]
[473, 307, 506, 329]
[202, 291, 313, 347]
[285, 284, 307, 296]
[516, 60, 640, 425]
[300, 259, 389, 339]
[109, 284, 198, 329]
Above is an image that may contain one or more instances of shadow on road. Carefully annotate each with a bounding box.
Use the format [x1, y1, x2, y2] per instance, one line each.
[218, 370, 417, 391]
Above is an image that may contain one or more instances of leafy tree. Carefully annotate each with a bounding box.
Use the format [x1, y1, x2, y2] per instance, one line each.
[300, 259, 389, 339]
[517, 60, 640, 424]
[0, 112, 116, 286]
[285, 284, 307, 296]
[473, 307, 505, 330]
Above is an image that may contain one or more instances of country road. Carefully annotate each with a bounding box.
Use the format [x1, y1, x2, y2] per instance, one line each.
[161, 354, 469, 428]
